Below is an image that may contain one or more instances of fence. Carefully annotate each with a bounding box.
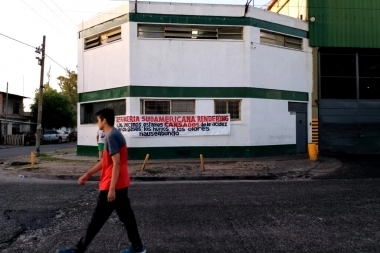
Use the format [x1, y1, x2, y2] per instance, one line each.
[3, 135, 24, 146]
[0, 121, 36, 145]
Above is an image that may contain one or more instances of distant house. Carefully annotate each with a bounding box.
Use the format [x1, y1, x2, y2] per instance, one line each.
[0, 92, 34, 137]
[266, 0, 307, 20]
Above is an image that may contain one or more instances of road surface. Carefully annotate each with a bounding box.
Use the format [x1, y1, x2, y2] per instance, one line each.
[0, 142, 76, 159]
[0, 177, 379, 252]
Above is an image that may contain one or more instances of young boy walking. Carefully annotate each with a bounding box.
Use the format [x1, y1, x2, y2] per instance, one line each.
[59, 108, 146, 253]
[96, 129, 106, 161]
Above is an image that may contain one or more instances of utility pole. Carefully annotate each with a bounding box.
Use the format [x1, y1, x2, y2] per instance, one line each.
[35, 35, 45, 156]
[4, 82, 9, 144]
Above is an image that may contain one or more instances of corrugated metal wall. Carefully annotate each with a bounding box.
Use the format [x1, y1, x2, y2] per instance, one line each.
[319, 48, 380, 155]
[308, 0, 380, 48]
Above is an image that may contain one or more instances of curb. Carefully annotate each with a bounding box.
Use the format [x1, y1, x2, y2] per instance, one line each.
[50, 154, 309, 164]
[18, 174, 279, 182]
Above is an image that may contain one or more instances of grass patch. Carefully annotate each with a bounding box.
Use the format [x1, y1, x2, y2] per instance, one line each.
[144, 169, 162, 175]
[38, 154, 58, 162]
[37, 153, 90, 164]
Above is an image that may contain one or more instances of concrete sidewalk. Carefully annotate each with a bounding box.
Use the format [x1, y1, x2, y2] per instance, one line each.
[0, 150, 343, 181]
[0, 145, 13, 149]
[52, 153, 310, 164]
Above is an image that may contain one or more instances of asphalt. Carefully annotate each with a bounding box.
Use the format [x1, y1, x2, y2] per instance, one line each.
[0, 142, 76, 159]
[1, 177, 380, 252]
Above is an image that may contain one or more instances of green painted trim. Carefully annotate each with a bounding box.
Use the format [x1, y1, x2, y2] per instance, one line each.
[79, 14, 129, 39]
[78, 12, 308, 39]
[79, 86, 308, 103]
[79, 87, 129, 103]
[129, 13, 308, 38]
[77, 144, 297, 160]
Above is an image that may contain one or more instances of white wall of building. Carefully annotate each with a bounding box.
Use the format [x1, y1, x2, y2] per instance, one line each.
[78, 97, 304, 147]
[129, 26, 250, 88]
[77, 24, 130, 93]
[250, 27, 312, 93]
[77, 1, 312, 149]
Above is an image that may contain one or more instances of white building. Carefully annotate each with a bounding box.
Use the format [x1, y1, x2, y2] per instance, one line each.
[77, 1, 312, 160]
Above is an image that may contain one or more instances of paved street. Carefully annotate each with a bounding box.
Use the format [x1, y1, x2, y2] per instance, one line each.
[0, 142, 76, 159]
[1, 176, 379, 253]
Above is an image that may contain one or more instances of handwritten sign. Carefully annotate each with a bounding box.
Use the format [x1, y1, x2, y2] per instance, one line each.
[115, 115, 230, 137]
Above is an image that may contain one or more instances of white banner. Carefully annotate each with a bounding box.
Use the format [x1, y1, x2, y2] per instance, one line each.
[115, 115, 230, 137]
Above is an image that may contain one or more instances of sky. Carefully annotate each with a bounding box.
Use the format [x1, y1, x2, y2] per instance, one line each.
[0, 0, 270, 111]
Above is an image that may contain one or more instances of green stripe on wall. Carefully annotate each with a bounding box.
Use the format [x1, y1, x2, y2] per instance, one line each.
[77, 144, 297, 160]
[79, 86, 308, 103]
[129, 13, 308, 38]
[79, 12, 308, 39]
[79, 87, 129, 102]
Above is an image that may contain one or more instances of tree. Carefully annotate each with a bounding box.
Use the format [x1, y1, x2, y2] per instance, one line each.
[30, 89, 75, 129]
[58, 69, 77, 106]
[34, 65, 52, 93]
[58, 69, 77, 125]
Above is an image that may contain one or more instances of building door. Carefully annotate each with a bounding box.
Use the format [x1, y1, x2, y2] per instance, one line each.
[289, 102, 308, 153]
[296, 112, 307, 153]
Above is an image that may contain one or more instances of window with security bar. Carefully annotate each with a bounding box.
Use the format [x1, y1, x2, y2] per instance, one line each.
[141, 100, 196, 114]
[260, 30, 302, 50]
[138, 24, 243, 40]
[84, 27, 122, 50]
[214, 100, 241, 120]
[80, 99, 126, 124]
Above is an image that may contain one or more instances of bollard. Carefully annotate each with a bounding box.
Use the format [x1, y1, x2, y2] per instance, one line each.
[141, 154, 150, 171]
[200, 154, 205, 172]
[31, 152, 35, 168]
[308, 143, 318, 161]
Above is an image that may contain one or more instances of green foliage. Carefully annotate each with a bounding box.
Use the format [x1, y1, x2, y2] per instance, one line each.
[30, 89, 75, 129]
[30, 68, 78, 129]
[58, 69, 77, 126]
[58, 69, 77, 106]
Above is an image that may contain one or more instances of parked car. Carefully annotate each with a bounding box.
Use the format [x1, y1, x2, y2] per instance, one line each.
[69, 131, 77, 142]
[21, 132, 39, 146]
[56, 130, 69, 143]
[43, 129, 69, 143]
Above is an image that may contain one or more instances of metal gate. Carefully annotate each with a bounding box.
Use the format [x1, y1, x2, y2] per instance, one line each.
[319, 48, 380, 155]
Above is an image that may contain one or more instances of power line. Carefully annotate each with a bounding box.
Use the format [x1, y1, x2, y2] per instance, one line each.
[40, 0, 74, 29]
[0, 32, 35, 49]
[21, 0, 62, 33]
[50, 0, 77, 26]
[45, 54, 66, 71]
[0, 32, 66, 71]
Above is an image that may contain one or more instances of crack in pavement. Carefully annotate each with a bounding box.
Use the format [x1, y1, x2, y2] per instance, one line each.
[214, 198, 252, 253]
[0, 223, 27, 250]
[1, 208, 66, 250]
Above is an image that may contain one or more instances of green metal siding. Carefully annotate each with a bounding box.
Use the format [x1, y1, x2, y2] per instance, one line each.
[308, 0, 380, 48]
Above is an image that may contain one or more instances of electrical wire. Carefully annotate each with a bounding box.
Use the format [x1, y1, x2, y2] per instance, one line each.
[0, 32, 67, 71]
[21, 0, 63, 34]
[40, 0, 75, 29]
[0, 32, 35, 49]
[45, 54, 66, 71]
[50, 0, 77, 26]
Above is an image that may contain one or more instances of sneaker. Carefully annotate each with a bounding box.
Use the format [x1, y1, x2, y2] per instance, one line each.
[57, 249, 77, 253]
[120, 245, 146, 253]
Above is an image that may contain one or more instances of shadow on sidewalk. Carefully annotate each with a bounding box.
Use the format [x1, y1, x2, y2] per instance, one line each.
[317, 155, 380, 179]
